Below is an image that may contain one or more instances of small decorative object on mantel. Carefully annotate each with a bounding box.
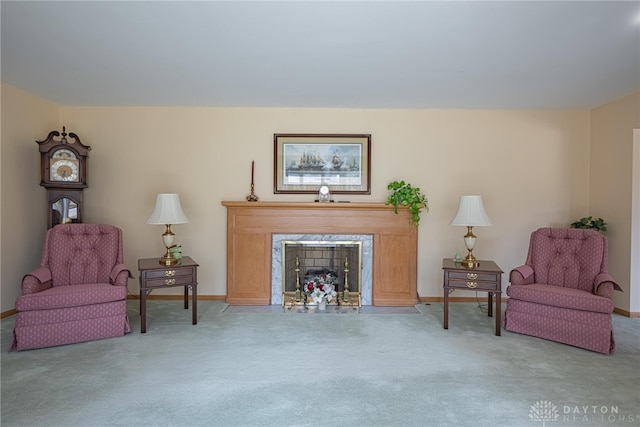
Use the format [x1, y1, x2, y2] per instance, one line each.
[317, 184, 331, 202]
[246, 160, 259, 202]
[385, 180, 429, 225]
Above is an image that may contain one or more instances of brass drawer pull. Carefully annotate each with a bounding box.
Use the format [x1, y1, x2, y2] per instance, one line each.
[165, 270, 176, 277]
[165, 278, 176, 286]
[467, 273, 478, 280]
[466, 281, 477, 289]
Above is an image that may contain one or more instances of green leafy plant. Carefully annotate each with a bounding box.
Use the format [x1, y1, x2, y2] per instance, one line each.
[385, 180, 429, 225]
[570, 216, 607, 232]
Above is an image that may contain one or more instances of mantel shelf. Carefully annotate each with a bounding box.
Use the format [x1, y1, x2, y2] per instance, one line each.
[221, 201, 403, 211]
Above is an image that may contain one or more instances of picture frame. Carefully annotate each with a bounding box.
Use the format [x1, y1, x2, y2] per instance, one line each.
[274, 134, 371, 194]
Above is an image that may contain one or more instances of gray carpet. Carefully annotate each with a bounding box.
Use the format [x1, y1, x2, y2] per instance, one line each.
[1, 300, 639, 427]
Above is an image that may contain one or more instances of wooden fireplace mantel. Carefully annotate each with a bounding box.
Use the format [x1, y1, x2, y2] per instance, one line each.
[222, 201, 418, 306]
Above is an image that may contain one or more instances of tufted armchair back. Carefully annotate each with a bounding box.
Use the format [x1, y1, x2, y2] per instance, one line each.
[40, 224, 124, 287]
[525, 228, 607, 292]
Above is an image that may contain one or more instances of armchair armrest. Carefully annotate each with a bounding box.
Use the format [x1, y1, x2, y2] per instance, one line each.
[21, 267, 52, 295]
[594, 273, 622, 298]
[510, 265, 534, 285]
[109, 263, 133, 286]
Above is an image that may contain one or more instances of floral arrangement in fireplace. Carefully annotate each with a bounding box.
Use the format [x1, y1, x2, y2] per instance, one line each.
[304, 273, 337, 303]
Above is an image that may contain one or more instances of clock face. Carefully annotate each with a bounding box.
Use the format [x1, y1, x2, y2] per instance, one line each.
[318, 184, 330, 202]
[50, 149, 80, 182]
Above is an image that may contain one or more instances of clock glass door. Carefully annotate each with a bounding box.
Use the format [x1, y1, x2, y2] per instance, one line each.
[51, 197, 78, 226]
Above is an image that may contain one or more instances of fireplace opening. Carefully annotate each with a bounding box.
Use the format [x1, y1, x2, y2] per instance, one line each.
[282, 240, 362, 306]
[271, 234, 373, 305]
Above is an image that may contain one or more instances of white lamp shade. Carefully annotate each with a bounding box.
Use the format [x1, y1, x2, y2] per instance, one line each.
[450, 195, 493, 227]
[146, 193, 189, 225]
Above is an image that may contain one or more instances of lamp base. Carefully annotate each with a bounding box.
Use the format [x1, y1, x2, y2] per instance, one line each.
[159, 256, 179, 266]
[461, 255, 480, 269]
[159, 249, 179, 266]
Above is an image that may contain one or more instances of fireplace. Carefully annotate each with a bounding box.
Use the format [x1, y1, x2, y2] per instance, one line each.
[222, 202, 418, 306]
[271, 234, 373, 305]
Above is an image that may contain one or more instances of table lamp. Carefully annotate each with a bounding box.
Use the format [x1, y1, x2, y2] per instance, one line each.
[450, 195, 492, 269]
[146, 193, 189, 265]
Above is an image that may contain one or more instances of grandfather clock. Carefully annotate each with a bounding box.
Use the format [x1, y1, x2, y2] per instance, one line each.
[37, 127, 91, 229]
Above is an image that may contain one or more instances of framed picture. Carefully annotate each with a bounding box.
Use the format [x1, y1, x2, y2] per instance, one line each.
[274, 134, 371, 194]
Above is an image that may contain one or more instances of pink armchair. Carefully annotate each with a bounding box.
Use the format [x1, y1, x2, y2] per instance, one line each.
[504, 227, 622, 354]
[10, 224, 132, 351]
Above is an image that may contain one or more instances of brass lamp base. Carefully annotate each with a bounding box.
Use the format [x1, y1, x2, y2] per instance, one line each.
[461, 254, 480, 269]
[159, 256, 178, 266]
[159, 249, 179, 266]
[460, 226, 480, 268]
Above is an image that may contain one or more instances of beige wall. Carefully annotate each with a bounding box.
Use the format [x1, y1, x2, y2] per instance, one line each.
[56, 106, 589, 303]
[1, 84, 59, 311]
[8, 82, 637, 313]
[590, 92, 640, 312]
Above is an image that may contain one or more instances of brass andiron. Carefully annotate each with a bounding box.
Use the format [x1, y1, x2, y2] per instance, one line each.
[342, 256, 350, 303]
[294, 256, 301, 302]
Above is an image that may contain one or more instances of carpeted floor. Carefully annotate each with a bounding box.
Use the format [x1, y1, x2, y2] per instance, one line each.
[2, 300, 639, 427]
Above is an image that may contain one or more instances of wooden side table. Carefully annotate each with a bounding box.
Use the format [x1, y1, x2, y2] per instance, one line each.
[138, 256, 199, 333]
[442, 258, 503, 336]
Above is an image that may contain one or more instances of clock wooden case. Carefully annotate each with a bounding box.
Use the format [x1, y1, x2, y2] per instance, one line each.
[37, 127, 91, 229]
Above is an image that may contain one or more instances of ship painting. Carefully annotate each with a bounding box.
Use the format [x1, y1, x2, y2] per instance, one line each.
[289, 151, 354, 171]
[284, 143, 362, 183]
[331, 152, 344, 170]
[278, 137, 368, 192]
[291, 151, 326, 171]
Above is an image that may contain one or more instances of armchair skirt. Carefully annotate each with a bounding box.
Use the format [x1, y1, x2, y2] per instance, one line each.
[505, 295, 615, 354]
[12, 299, 130, 351]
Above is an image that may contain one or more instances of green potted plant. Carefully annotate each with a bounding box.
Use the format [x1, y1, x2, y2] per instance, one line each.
[385, 180, 429, 225]
[570, 216, 607, 232]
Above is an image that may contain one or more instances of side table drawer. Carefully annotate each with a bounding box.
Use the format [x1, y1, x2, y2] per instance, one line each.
[144, 267, 194, 280]
[448, 271, 498, 282]
[447, 279, 498, 291]
[142, 266, 196, 289]
[145, 274, 195, 288]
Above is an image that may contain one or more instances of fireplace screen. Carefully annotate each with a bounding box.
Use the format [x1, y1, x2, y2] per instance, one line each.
[282, 240, 362, 307]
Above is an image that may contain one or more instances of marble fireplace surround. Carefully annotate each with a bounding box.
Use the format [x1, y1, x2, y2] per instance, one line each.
[271, 234, 373, 305]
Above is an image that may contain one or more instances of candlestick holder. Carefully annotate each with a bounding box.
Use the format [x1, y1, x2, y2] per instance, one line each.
[246, 183, 259, 202]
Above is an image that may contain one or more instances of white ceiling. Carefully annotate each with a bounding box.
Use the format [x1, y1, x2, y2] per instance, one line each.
[2, 1, 639, 109]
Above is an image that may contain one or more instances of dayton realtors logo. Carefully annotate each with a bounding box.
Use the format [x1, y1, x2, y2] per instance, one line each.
[529, 401, 560, 426]
[529, 401, 639, 425]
